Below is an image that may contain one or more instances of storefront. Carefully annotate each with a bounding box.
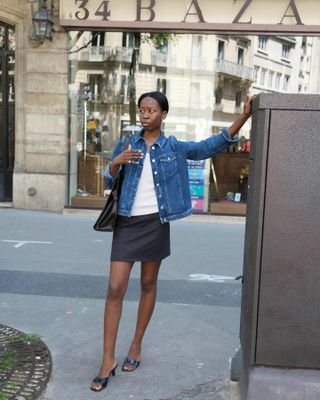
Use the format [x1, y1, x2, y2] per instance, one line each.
[1, 0, 320, 214]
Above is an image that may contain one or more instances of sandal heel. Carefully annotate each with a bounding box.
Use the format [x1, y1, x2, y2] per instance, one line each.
[111, 364, 117, 376]
[90, 363, 118, 392]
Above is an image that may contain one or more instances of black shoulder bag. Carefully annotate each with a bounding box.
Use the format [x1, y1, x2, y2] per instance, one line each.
[93, 135, 129, 232]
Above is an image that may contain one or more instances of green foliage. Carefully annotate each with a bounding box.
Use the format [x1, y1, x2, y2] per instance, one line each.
[0, 349, 17, 371]
[142, 33, 176, 52]
[7, 333, 40, 344]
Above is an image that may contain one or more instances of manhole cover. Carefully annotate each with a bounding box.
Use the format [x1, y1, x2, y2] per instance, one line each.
[0, 324, 52, 400]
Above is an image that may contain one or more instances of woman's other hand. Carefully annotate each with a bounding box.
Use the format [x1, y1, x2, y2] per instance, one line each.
[110, 145, 144, 175]
[243, 94, 256, 117]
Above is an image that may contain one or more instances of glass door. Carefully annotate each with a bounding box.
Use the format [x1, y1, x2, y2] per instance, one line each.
[0, 23, 15, 202]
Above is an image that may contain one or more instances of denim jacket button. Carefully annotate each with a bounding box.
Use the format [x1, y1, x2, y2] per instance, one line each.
[152, 159, 155, 162]
[152, 146, 155, 150]
[160, 205, 164, 209]
[156, 183, 160, 187]
[154, 171, 157, 175]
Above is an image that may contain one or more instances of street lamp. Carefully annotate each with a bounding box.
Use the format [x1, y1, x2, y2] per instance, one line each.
[32, 0, 54, 41]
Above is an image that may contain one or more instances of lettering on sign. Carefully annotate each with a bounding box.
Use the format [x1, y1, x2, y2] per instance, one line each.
[136, 0, 156, 22]
[182, 0, 205, 23]
[60, 0, 318, 31]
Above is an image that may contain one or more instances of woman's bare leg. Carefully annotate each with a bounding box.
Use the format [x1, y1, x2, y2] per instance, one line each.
[91, 261, 133, 389]
[123, 260, 161, 371]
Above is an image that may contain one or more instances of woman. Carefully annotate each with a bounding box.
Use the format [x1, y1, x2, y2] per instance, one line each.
[90, 91, 254, 392]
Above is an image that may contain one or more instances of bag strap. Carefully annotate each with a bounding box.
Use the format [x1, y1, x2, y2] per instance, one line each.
[112, 134, 131, 199]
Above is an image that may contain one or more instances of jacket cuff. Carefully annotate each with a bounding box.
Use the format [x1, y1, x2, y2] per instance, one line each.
[220, 127, 239, 143]
[101, 162, 122, 180]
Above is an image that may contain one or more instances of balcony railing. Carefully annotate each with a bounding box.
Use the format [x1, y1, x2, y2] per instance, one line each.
[78, 46, 140, 63]
[215, 59, 254, 81]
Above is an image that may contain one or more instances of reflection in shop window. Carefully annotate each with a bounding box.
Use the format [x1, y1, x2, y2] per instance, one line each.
[67, 31, 320, 215]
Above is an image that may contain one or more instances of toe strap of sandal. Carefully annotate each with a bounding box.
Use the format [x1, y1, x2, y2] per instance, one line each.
[93, 376, 108, 385]
[124, 358, 140, 366]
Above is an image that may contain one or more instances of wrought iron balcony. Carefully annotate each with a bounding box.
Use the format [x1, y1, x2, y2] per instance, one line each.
[215, 59, 254, 81]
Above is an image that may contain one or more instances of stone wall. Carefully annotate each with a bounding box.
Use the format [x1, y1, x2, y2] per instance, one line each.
[0, 0, 69, 212]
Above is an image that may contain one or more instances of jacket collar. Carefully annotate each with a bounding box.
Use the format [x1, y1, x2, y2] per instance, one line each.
[134, 129, 167, 148]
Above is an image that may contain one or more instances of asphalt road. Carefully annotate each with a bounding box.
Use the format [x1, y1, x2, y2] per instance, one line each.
[0, 209, 245, 400]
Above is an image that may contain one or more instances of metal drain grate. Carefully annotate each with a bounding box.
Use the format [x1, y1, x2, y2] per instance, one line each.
[0, 324, 52, 400]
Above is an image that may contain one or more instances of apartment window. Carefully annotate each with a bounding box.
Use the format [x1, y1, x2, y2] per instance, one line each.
[91, 31, 105, 47]
[258, 36, 267, 51]
[192, 36, 202, 59]
[235, 91, 242, 107]
[254, 66, 259, 83]
[191, 82, 200, 108]
[283, 75, 290, 91]
[122, 33, 134, 48]
[260, 68, 266, 86]
[268, 71, 274, 88]
[282, 44, 290, 59]
[218, 40, 225, 59]
[238, 48, 244, 65]
[275, 73, 281, 89]
[89, 74, 102, 101]
[157, 78, 167, 94]
[215, 86, 223, 104]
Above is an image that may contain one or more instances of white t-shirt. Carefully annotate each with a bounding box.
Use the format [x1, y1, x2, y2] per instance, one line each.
[131, 153, 159, 216]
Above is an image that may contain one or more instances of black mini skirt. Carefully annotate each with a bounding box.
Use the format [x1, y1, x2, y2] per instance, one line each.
[110, 212, 170, 262]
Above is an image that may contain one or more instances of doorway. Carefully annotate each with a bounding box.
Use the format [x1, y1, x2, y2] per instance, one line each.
[0, 22, 15, 202]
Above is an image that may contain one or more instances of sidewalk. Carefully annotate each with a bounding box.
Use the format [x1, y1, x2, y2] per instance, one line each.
[0, 209, 244, 400]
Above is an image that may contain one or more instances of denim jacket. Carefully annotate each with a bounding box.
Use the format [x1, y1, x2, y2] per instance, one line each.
[102, 128, 238, 223]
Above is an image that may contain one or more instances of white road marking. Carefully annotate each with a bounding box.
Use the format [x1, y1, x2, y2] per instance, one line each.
[189, 273, 236, 283]
[2, 240, 53, 248]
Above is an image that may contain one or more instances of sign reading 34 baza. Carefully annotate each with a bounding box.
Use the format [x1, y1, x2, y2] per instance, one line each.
[60, 0, 320, 32]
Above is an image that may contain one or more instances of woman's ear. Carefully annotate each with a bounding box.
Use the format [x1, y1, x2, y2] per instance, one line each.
[161, 111, 168, 121]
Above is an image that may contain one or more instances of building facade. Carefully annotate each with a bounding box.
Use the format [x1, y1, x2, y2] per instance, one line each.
[1, 0, 320, 215]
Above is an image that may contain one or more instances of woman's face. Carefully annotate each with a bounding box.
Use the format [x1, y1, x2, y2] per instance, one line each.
[139, 97, 167, 132]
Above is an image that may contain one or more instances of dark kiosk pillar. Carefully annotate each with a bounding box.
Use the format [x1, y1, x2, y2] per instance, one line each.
[240, 94, 320, 400]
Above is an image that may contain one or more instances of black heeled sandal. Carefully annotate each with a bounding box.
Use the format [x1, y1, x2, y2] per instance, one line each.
[122, 357, 140, 372]
[90, 364, 118, 392]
